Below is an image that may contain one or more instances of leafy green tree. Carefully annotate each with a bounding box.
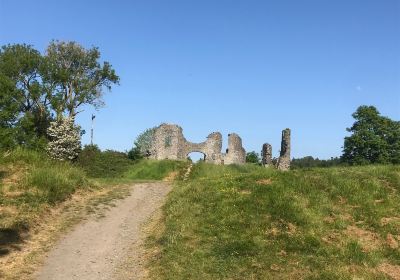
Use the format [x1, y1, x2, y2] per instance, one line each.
[0, 41, 119, 152]
[127, 146, 143, 161]
[246, 151, 260, 164]
[41, 41, 119, 118]
[0, 44, 51, 148]
[134, 127, 157, 156]
[342, 106, 400, 164]
[128, 127, 157, 160]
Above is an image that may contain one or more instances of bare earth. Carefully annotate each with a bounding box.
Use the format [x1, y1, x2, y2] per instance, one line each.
[35, 182, 171, 280]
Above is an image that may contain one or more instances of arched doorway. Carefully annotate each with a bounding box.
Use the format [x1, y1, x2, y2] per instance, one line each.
[187, 151, 206, 163]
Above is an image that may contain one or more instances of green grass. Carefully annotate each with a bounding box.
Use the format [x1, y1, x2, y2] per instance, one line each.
[147, 162, 400, 279]
[124, 159, 188, 180]
[0, 149, 90, 245]
[0, 148, 188, 257]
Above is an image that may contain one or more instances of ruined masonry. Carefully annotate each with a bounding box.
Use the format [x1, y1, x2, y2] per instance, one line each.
[150, 123, 246, 165]
[261, 143, 273, 167]
[276, 128, 291, 170]
[150, 123, 291, 169]
[262, 128, 291, 171]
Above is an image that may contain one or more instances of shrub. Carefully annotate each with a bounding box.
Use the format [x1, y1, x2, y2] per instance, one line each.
[246, 151, 260, 164]
[76, 145, 134, 178]
[46, 117, 81, 161]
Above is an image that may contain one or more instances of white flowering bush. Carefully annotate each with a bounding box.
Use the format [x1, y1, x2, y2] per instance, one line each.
[46, 117, 81, 161]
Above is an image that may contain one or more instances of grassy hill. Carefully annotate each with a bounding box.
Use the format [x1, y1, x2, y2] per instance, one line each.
[147, 163, 400, 279]
[0, 149, 186, 260]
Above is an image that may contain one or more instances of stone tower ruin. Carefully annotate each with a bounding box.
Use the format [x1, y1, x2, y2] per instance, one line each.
[261, 128, 291, 171]
[276, 128, 291, 171]
[261, 143, 273, 167]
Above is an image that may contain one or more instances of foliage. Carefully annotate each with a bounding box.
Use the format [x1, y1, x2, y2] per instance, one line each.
[0, 44, 51, 149]
[76, 145, 134, 178]
[131, 127, 157, 157]
[0, 41, 119, 150]
[342, 105, 400, 165]
[291, 156, 342, 169]
[46, 117, 81, 161]
[127, 146, 143, 161]
[41, 40, 120, 117]
[245, 151, 260, 164]
[147, 163, 400, 279]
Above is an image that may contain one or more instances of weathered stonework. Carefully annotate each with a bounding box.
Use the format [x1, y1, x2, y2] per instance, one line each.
[224, 133, 246, 165]
[150, 123, 245, 165]
[276, 128, 291, 171]
[261, 143, 273, 167]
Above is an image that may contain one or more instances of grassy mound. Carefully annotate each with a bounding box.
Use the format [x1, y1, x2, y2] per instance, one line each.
[124, 159, 188, 180]
[0, 148, 188, 255]
[0, 149, 90, 254]
[148, 163, 400, 279]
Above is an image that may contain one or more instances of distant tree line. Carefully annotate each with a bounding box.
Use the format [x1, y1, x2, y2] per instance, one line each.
[291, 156, 342, 169]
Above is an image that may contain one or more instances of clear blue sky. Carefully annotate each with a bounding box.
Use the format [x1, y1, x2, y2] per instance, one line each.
[1, 0, 399, 159]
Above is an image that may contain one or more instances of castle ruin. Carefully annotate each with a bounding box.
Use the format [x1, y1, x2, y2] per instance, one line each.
[262, 128, 291, 171]
[149, 123, 246, 165]
[149, 123, 291, 169]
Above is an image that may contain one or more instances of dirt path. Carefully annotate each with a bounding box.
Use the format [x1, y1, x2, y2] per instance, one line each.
[35, 182, 171, 280]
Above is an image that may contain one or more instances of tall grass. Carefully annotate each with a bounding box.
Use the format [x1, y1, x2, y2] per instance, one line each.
[0, 149, 90, 253]
[147, 163, 400, 279]
[124, 159, 188, 180]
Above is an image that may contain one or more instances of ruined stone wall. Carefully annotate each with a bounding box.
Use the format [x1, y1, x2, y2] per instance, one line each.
[277, 128, 291, 171]
[183, 132, 223, 164]
[150, 124, 186, 160]
[150, 124, 245, 165]
[223, 133, 246, 165]
[261, 143, 272, 167]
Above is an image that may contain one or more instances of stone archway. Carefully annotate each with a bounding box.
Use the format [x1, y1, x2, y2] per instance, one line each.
[186, 151, 206, 162]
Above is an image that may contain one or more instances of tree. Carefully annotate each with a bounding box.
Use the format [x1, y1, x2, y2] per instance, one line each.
[246, 151, 260, 164]
[342, 106, 400, 165]
[127, 146, 143, 161]
[46, 117, 81, 161]
[0, 44, 51, 148]
[128, 127, 157, 160]
[135, 127, 157, 155]
[42, 41, 119, 118]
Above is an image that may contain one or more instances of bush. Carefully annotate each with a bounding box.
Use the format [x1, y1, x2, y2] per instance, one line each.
[246, 151, 260, 164]
[46, 117, 81, 161]
[76, 145, 134, 178]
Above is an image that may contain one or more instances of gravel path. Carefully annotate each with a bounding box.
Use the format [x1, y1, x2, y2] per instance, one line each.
[35, 182, 171, 280]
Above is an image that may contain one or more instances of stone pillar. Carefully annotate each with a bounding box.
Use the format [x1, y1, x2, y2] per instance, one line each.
[277, 128, 291, 171]
[223, 133, 246, 165]
[261, 143, 272, 167]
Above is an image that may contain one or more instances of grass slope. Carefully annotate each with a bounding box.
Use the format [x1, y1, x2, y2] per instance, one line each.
[124, 159, 188, 181]
[0, 149, 90, 255]
[147, 163, 400, 279]
[0, 149, 187, 260]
